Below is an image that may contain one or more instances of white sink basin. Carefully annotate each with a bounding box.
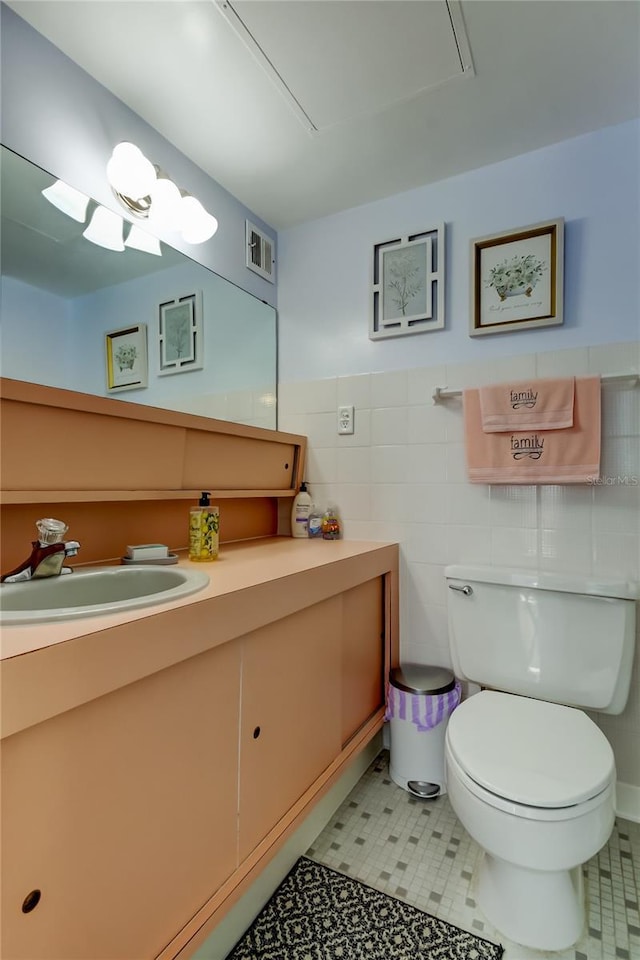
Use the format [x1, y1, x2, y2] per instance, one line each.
[0, 565, 210, 625]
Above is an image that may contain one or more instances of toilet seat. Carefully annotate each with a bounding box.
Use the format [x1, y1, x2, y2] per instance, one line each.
[446, 690, 614, 809]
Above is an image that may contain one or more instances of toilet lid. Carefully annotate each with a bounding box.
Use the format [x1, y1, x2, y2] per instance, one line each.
[447, 691, 614, 808]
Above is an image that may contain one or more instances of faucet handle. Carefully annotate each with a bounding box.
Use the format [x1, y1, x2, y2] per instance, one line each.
[63, 541, 80, 558]
[36, 518, 69, 545]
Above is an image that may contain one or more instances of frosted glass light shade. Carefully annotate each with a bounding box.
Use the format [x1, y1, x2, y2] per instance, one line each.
[124, 224, 162, 256]
[106, 142, 219, 241]
[41, 180, 90, 223]
[181, 195, 219, 244]
[83, 206, 125, 251]
[107, 142, 156, 200]
[148, 176, 183, 231]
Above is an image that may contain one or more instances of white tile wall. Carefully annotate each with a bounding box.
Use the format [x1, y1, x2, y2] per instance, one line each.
[169, 386, 277, 430]
[279, 342, 640, 791]
[371, 370, 408, 408]
[536, 347, 590, 379]
[337, 374, 372, 409]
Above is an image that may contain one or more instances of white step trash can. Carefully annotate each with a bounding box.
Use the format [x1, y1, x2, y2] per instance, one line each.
[386, 664, 461, 799]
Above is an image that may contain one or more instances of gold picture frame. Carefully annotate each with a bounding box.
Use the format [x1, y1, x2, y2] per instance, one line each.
[470, 218, 564, 337]
[105, 324, 148, 393]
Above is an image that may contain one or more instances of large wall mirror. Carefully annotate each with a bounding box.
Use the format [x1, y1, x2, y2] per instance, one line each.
[0, 146, 277, 430]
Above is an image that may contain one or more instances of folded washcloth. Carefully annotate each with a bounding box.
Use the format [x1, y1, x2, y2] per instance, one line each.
[464, 376, 601, 484]
[479, 377, 575, 432]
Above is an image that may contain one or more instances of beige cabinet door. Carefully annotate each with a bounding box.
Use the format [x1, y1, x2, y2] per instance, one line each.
[1, 641, 241, 960]
[238, 597, 342, 861]
[341, 577, 385, 745]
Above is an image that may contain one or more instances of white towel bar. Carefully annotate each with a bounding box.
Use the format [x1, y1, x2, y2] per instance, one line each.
[432, 373, 639, 404]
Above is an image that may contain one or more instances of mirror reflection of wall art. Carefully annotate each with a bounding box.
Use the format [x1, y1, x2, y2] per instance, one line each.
[158, 291, 203, 375]
[470, 219, 564, 337]
[105, 324, 148, 393]
[371, 224, 445, 340]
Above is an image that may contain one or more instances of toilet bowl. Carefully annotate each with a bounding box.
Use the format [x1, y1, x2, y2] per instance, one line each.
[443, 565, 636, 951]
[445, 690, 616, 950]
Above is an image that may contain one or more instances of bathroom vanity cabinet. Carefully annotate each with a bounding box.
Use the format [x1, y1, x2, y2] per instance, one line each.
[0, 539, 397, 960]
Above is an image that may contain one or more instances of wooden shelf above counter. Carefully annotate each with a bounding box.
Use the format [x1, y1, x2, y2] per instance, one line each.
[0, 379, 307, 568]
[1, 378, 305, 495]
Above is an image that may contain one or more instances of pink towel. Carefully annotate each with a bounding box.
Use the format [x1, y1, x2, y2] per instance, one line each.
[464, 376, 601, 484]
[479, 377, 575, 432]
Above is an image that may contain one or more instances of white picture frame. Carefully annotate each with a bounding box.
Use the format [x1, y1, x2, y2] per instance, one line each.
[371, 225, 445, 340]
[158, 291, 203, 375]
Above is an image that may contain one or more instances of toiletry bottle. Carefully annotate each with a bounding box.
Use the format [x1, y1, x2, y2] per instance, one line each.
[189, 492, 220, 561]
[322, 504, 341, 540]
[307, 503, 323, 538]
[291, 481, 312, 538]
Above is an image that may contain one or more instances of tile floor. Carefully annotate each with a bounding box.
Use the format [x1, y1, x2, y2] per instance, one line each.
[307, 752, 640, 960]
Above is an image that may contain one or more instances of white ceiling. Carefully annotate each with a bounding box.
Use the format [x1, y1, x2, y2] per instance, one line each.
[7, 0, 640, 230]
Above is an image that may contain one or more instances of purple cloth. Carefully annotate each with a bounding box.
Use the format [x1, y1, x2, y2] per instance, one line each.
[385, 680, 462, 732]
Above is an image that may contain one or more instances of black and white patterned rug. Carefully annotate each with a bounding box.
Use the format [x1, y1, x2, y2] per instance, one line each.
[226, 857, 504, 959]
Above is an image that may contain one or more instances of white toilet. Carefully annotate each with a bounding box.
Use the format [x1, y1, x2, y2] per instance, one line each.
[444, 565, 637, 951]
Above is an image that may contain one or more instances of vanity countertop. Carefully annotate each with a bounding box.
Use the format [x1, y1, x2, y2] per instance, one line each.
[0, 536, 398, 740]
[0, 536, 397, 661]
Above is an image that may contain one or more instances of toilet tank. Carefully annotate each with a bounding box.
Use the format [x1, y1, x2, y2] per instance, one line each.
[445, 565, 637, 715]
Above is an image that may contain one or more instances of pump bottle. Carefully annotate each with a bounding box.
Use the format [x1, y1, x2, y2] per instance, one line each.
[290, 482, 312, 538]
[189, 492, 220, 561]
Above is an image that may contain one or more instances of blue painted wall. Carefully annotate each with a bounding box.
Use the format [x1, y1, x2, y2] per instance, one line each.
[1, 277, 74, 385]
[277, 119, 640, 383]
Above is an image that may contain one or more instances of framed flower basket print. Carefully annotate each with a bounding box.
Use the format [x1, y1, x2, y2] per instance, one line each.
[371, 224, 445, 340]
[158, 291, 203, 375]
[470, 218, 564, 337]
[105, 324, 148, 393]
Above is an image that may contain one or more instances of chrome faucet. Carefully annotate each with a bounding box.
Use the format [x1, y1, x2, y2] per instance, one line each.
[1, 518, 80, 584]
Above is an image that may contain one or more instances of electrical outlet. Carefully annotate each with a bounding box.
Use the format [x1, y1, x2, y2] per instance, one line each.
[338, 405, 354, 435]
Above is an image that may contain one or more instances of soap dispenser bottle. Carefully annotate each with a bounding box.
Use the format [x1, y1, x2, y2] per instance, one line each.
[290, 481, 312, 538]
[307, 503, 323, 538]
[189, 492, 220, 562]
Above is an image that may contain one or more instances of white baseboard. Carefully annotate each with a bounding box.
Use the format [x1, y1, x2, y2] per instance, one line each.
[616, 780, 640, 823]
[193, 734, 383, 960]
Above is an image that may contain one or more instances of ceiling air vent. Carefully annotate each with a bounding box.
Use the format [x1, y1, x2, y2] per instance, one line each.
[246, 221, 275, 283]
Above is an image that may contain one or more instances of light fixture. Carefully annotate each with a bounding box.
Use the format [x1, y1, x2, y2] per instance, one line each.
[106, 141, 156, 217]
[181, 195, 218, 244]
[42, 180, 90, 223]
[83, 205, 125, 251]
[106, 141, 218, 244]
[124, 224, 162, 256]
[41, 167, 159, 256]
[148, 174, 184, 231]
